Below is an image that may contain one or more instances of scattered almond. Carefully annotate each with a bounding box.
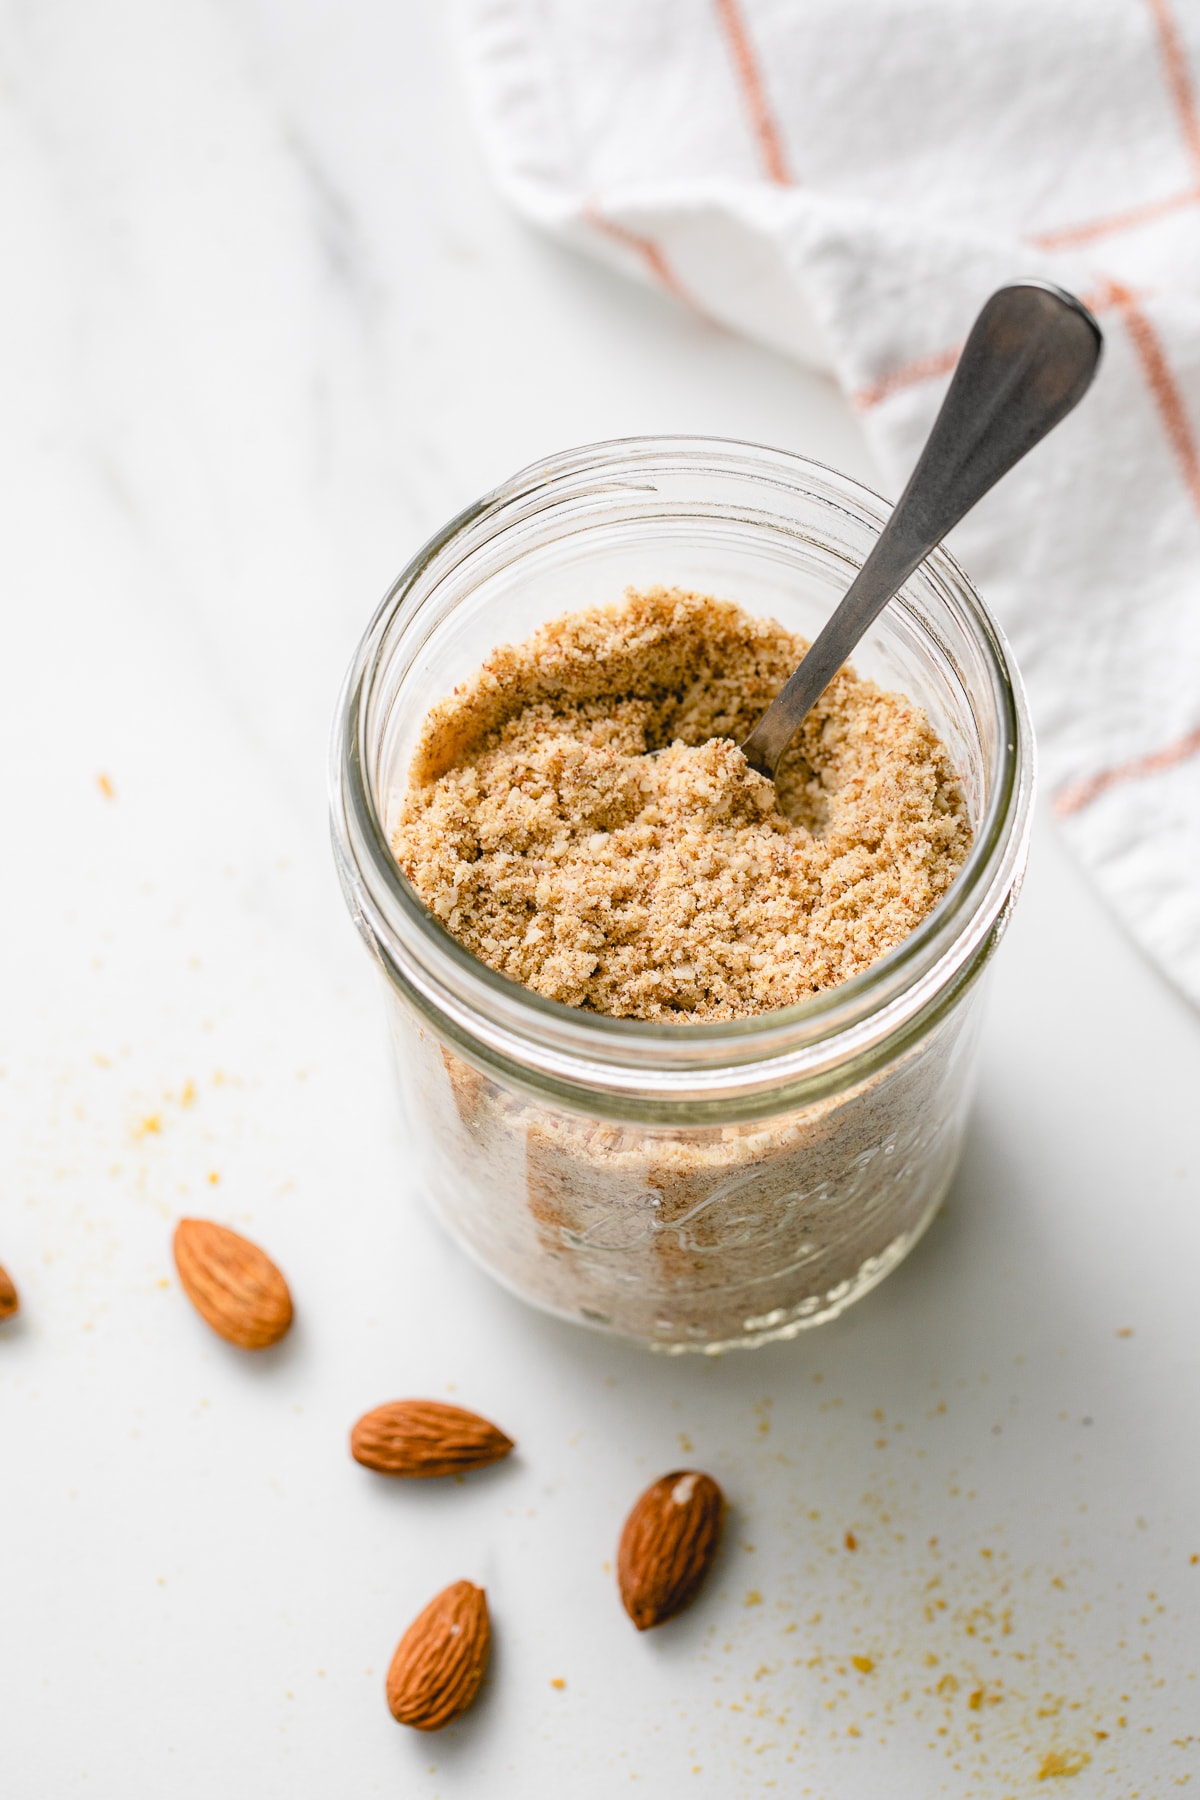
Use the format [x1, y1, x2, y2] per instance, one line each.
[386, 1579, 490, 1730]
[351, 1400, 513, 1478]
[172, 1219, 293, 1350]
[618, 1469, 724, 1630]
[0, 1262, 18, 1321]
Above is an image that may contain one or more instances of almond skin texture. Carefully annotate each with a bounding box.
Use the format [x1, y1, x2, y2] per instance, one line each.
[386, 1580, 490, 1731]
[172, 1219, 293, 1350]
[351, 1400, 514, 1478]
[618, 1469, 725, 1630]
[0, 1262, 18, 1321]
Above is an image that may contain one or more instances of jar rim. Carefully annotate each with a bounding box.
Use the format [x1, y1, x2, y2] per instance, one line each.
[330, 436, 1035, 1113]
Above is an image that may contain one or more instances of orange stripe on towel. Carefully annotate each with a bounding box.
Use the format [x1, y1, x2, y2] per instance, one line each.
[584, 204, 705, 314]
[1031, 185, 1200, 249]
[1028, 6, 1200, 251]
[1055, 725, 1200, 816]
[713, 0, 794, 185]
[1108, 282, 1200, 511]
[1145, 0, 1200, 178]
[853, 343, 963, 411]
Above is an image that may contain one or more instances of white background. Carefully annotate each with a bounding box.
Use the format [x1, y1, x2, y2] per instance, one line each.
[1, 4, 1197, 1794]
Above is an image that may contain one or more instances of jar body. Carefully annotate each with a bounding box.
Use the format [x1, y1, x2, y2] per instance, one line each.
[384, 980, 984, 1351]
[332, 439, 1034, 1352]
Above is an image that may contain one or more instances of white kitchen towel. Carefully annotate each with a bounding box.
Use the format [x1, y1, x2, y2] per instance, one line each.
[457, 0, 1200, 1006]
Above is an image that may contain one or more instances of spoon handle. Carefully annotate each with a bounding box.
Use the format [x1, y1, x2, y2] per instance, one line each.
[741, 281, 1103, 781]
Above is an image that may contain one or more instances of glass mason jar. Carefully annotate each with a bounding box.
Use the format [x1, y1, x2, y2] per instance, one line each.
[330, 439, 1034, 1353]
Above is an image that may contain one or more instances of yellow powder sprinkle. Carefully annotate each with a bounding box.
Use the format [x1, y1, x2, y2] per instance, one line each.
[1037, 1748, 1091, 1779]
[851, 1655, 875, 1674]
[394, 589, 971, 1021]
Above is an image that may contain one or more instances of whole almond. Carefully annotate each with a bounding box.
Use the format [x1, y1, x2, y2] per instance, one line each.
[617, 1469, 725, 1630]
[0, 1262, 18, 1322]
[172, 1219, 293, 1350]
[351, 1400, 513, 1478]
[386, 1579, 490, 1731]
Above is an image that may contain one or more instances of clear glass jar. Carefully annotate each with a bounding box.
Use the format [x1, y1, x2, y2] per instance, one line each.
[330, 439, 1034, 1353]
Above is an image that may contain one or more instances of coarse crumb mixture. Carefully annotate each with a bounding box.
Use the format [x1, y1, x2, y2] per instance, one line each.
[394, 589, 972, 1021]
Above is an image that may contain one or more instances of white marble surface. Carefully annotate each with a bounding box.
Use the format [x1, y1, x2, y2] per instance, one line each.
[1, 4, 1198, 1794]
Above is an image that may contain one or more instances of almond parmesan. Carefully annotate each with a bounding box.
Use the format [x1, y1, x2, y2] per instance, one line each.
[0, 1261, 18, 1321]
[618, 1469, 725, 1630]
[172, 1219, 293, 1350]
[386, 1579, 490, 1730]
[394, 588, 971, 1020]
[351, 1400, 513, 1478]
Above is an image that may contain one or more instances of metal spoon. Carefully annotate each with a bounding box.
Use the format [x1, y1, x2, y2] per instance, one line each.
[740, 281, 1103, 783]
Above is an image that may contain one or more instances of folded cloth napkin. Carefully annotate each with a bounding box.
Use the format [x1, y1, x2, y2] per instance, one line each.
[458, 0, 1200, 1006]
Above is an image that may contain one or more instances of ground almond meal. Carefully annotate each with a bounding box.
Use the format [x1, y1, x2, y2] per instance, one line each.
[394, 587, 972, 1018]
